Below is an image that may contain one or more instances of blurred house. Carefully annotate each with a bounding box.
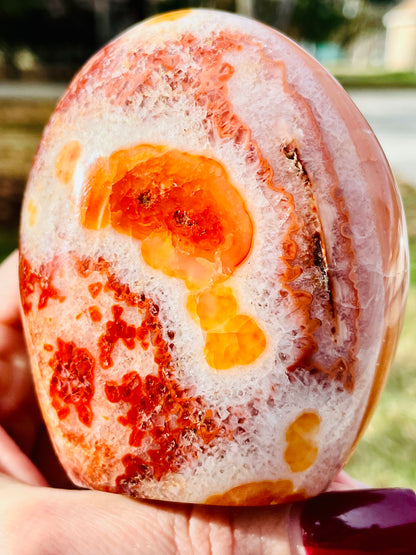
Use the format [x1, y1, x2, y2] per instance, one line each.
[384, 0, 416, 71]
[346, 30, 386, 70]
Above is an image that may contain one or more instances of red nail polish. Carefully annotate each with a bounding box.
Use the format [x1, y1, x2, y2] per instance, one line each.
[300, 488, 416, 555]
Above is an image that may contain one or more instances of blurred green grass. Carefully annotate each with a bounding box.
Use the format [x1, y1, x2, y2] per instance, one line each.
[334, 71, 416, 89]
[1, 96, 415, 490]
[346, 287, 416, 488]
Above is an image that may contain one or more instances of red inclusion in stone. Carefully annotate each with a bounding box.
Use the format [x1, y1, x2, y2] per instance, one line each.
[19, 256, 63, 315]
[106, 370, 224, 485]
[98, 305, 137, 369]
[49, 338, 95, 427]
[72, 256, 231, 485]
[88, 305, 103, 322]
[101, 268, 225, 485]
[110, 170, 225, 258]
[88, 282, 103, 298]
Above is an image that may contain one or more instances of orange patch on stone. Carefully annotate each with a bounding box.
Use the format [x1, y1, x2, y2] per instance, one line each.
[55, 140, 81, 185]
[144, 9, 191, 26]
[205, 479, 307, 506]
[88, 305, 103, 322]
[88, 282, 103, 299]
[19, 256, 64, 315]
[49, 338, 95, 427]
[187, 285, 237, 331]
[205, 314, 266, 370]
[82, 144, 166, 231]
[27, 199, 37, 227]
[284, 411, 321, 472]
[82, 146, 252, 281]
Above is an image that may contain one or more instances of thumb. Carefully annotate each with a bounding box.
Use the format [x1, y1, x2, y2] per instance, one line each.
[2, 475, 416, 555]
[0, 477, 176, 555]
[0, 477, 223, 555]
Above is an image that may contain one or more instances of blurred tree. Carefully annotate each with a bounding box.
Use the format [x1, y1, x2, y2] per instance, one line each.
[0, 0, 399, 80]
[236, 0, 253, 16]
[367, 0, 400, 3]
[255, 0, 347, 43]
[333, 0, 401, 49]
[276, 0, 296, 32]
[0, 0, 95, 78]
[289, 0, 346, 43]
[255, 0, 400, 47]
[0, 0, 45, 77]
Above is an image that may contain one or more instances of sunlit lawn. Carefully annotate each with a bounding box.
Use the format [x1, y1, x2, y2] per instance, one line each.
[334, 70, 416, 89]
[1, 97, 415, 490]
[346, 285, 416, 488]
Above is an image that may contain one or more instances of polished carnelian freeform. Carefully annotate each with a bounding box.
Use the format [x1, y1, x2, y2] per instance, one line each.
[19, 9, 408, 505]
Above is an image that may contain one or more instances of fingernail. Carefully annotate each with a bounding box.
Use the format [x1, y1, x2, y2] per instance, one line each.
[299, 488, 416, 554]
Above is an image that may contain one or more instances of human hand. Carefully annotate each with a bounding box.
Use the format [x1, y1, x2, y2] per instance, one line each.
[1, 250, 415, 555]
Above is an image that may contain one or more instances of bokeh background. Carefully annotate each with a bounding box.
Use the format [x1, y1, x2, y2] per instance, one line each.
[1, 0, 415, 489]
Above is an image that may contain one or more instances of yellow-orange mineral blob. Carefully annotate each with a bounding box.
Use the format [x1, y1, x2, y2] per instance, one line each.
[27, 200, 37, 227]
[55, 140, 81, 185]
[187, 285, 238, 331]
[206, 480, 306, 506]
[205, 314, 266, 369]
[284, 411, 321, 472]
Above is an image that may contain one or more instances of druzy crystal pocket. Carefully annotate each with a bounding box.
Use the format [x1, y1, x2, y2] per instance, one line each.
[20, 9, 408, 505]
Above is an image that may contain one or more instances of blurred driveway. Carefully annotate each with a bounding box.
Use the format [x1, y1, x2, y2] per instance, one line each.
[0, 81, 66, 100]
[349, 89, 416, 188]
[1, 83, 415, 187]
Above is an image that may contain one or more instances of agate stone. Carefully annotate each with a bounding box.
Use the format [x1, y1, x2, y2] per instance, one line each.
[19, 9, 408, 505]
